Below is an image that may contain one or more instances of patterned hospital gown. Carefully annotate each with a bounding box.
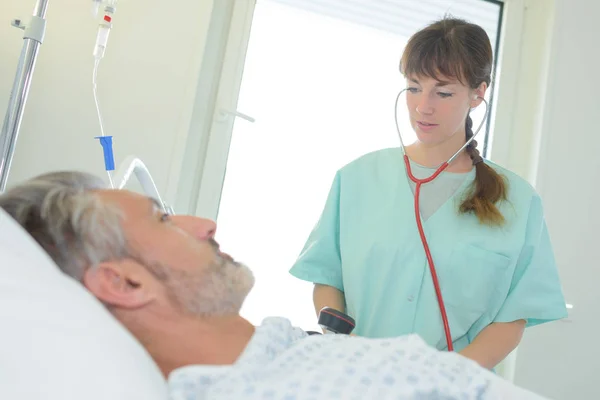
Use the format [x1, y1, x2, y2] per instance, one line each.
[168, 317, 545, 400]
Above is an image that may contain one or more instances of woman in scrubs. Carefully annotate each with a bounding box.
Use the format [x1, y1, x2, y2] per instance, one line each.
[289, 17, 568, 370]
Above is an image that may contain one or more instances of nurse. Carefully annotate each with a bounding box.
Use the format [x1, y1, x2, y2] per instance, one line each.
[289, 17, 568, 369]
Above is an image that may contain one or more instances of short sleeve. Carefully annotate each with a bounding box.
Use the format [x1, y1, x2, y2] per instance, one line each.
[494, 194, 568, 327]
[288, 172, 344, 292]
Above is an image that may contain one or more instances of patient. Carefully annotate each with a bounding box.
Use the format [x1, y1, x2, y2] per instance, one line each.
[0, 171, 545, 400]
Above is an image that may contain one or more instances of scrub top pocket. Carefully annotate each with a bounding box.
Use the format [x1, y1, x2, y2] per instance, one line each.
[441, 243, 512, 333]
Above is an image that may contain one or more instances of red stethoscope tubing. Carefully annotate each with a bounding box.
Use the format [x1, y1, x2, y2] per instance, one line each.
[403, 155, 454, 352]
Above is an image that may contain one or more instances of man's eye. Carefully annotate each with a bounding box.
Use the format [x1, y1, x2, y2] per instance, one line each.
[160, 213, 170, 222]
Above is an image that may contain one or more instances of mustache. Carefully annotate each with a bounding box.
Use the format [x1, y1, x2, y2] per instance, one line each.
[208, 238, 220, 252]
[208, 238, 236, 264]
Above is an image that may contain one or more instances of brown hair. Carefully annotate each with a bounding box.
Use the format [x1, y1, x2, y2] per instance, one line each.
[400, 17, 507, 226]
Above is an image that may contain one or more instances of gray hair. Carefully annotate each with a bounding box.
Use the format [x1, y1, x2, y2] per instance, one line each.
[0, 171, 127, 281]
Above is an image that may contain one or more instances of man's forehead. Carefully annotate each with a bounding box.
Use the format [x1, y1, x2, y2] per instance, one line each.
[95, 189, 158, 215]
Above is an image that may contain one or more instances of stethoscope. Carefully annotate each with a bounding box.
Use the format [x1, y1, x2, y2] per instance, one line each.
[393, 88, 489, 351]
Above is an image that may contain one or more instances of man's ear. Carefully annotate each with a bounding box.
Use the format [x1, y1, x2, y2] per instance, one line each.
[83, 260, 155, 309]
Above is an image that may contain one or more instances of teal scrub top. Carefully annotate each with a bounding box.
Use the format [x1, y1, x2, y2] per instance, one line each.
[289, 148, 568, 352]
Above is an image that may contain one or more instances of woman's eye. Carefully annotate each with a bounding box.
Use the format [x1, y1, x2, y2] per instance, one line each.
[407, 87, 420, 93]
[438, 92, 453, 98]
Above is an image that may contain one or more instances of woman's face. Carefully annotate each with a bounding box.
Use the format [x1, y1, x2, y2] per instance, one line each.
[405, 74, 486, 147]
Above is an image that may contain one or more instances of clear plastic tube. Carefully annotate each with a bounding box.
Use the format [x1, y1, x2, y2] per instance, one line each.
[93, 25, 111, 60]
[92, 58, 114, 188]
[92, 2, 117, 188]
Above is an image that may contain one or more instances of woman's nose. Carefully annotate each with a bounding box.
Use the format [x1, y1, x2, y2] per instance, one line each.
[416, 94, 434, 115]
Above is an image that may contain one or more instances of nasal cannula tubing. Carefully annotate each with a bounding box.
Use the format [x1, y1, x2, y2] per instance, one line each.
[394, 88, 489, 351]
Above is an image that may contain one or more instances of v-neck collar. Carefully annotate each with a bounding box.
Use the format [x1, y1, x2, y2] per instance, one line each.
[398, 156, 476, 224]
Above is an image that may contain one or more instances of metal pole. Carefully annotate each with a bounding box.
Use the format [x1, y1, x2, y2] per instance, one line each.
[0, 0, 50, 191]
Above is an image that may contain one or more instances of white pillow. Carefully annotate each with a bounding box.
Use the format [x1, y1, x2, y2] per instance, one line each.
[0, 208, 168, 400]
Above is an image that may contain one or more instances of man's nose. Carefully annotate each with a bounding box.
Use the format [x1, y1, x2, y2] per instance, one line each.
[172, 216, 217, 240]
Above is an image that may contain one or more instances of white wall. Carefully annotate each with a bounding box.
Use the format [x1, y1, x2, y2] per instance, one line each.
[499, 0, 599, 398]
[0, 0, 213, 203]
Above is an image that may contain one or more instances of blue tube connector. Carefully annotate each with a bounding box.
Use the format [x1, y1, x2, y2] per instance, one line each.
[95, 136, 115, 171]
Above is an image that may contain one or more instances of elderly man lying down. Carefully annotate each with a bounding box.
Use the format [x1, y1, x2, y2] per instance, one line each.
[0, 171, 546, 400]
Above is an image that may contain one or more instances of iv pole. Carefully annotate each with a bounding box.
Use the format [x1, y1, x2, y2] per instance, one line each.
[0, 0, 174, 214]
[0, 0, 49, 192]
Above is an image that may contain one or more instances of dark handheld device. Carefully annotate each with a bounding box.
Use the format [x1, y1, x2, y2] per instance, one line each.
[317, 307, 356, 334]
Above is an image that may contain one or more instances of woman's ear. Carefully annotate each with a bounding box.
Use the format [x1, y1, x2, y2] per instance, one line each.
[83, 260, 155, 309]
[470, 82, 488, 108]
